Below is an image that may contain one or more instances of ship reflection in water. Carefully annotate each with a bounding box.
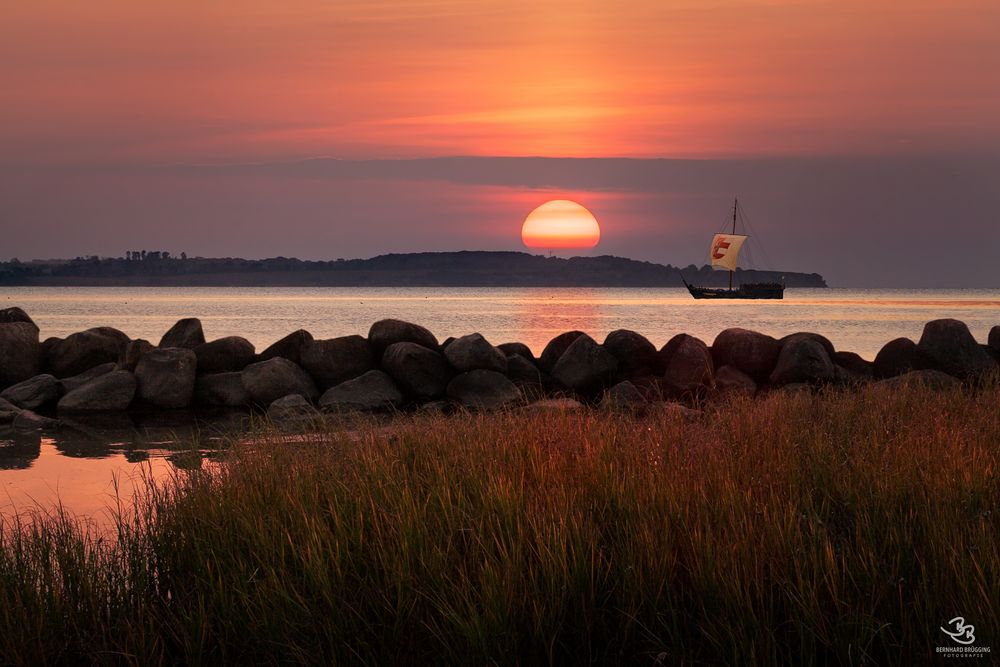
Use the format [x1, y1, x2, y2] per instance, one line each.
[0, 411, 245, 523]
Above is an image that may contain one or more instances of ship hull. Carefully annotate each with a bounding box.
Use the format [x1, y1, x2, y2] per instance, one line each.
[685, 283, 784, 300]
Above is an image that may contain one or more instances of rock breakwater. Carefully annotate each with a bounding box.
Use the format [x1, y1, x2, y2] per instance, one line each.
[0, 307, 997, 430]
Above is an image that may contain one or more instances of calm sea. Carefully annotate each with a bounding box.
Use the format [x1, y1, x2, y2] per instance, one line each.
[2, 286, 998, 520]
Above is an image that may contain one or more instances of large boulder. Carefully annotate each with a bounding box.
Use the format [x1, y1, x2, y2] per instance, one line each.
[241, 358, 319, 406]
[1, 374, 60, 410]
[877, 369, 961, 391]
[443, 333, 507, 373]
[917, 319, 995, 380]
[769, 334, 836, 385]
[551, 334, 618, 395]
[266, 394, 317, 422]
[258, 329, 314, 365]
[0, 397, 22, 424]
[119, 339, 154, 372]
[194, 336, 255, 373]
[446, 370, 521, 410]
[599, 380, 647, 411]
[603, 329, 663, 378]
[0, 322, 41, 389]
[989, 326, 1000, 353]
[57, 370, 136, 413]
[0, 307, 35, 326]
[714, 365, 757, 396]
[505, 354, 542, 388]
[319, 370, 404, 413]
[778, 332, 835, 359]
[497, 342, 534, 361]
[158, 318, 205, 349]
[662, 334, 714, 393]
[873, 338, 936, 378]
[381, 342, 452, 400]
[368, 319, 438, 354]
[46, 327, 130, 378]
[833, 351, 873, 379]
[711, 328, 782, 383]
[193, 372, 250, 407]
[59, 362, 117, 394]
[135, 347, 197, 409]
[539, 331, 586, 373]
[523, 397, 585, 413]
[300, 335, 374, 389]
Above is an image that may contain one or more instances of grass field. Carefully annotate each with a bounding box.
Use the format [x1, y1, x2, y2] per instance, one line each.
[1, 382, 998, 665]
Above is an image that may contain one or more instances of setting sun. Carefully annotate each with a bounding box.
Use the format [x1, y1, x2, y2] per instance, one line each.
[521, 199, 601, 249]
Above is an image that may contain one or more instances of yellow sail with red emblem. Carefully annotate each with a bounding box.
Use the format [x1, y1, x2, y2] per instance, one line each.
[709, 233, 747, 271]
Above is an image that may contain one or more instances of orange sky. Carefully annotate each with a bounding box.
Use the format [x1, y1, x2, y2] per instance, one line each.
[3, 0, 999, 163]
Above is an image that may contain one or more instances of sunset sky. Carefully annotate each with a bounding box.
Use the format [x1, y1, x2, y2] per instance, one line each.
[2, 0, 999, 286]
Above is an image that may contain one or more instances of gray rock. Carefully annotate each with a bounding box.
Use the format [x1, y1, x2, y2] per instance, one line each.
[266, 394, 318, 422]
[1, 374, 60, 410]
[833, 351, 873, 379]
[135, 347, 197, 409]
[0, 397, 22, 423]
[714, 365, 757, 396]
[159, 318, 205, 349]
[446, 370, 521, 410]
[319, 370, 404, 413]
[58, 370, 136, 413]
[119, 338, 154, 372]
[711, 328, 782, 383]
[522, 397, 585, 412]
[604, 329, 663, 378]
[600, 380, 647, 410]
[241, 358, 319, 406]
[59, 362, 117, 394]
[417, 400, 452, 415]
[663, 334, 714, 393]
[194, 372, 250, 407]
[258, 329, 314, 365]
[0, 322, 41, 389]
[12, 409, 58, 431]
[917, 318, 995, 380]
[300, 335, 375, 389]
[381, 342, 452, 400]
[443, 333, 507, 373]
[778, 332, 835, 359]
[505, 353, 542, 387]
[877, 369, 962, 391]
[497, 342, 534, 361]
[539, 330, 586, 373]
[47, 327, 130, 378]
[368, 319, 439, 354]
[769, 334, 836, 385]
[873, 338, 936, 378]
[648, 402, 703, 421]
[194, 336, 255, 373]
[0, 307, 35, 326]
[551, 334, 618, 395]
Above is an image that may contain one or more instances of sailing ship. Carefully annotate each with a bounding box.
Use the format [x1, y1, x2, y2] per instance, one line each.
[682, 198, 784, 300]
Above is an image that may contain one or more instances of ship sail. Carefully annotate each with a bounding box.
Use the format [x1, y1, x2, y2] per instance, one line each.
[709, 233, 747, 271]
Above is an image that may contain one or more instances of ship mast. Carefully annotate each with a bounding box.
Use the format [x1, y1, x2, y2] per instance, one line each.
[730, 197, 737, 290]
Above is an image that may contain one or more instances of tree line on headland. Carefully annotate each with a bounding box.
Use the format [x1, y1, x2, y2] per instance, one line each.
[0, 251, 826, 287]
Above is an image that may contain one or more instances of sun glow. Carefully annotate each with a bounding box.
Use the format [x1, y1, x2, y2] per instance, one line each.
[521, 200, 601, 250]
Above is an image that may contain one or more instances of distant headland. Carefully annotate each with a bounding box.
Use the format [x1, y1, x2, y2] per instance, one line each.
[0, 251, 826, 288]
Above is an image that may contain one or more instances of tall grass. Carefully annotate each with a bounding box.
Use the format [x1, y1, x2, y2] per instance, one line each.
[1, 382, 998, 665]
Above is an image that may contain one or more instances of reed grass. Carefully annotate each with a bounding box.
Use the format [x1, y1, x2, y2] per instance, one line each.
[1, 381, 998, 665]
